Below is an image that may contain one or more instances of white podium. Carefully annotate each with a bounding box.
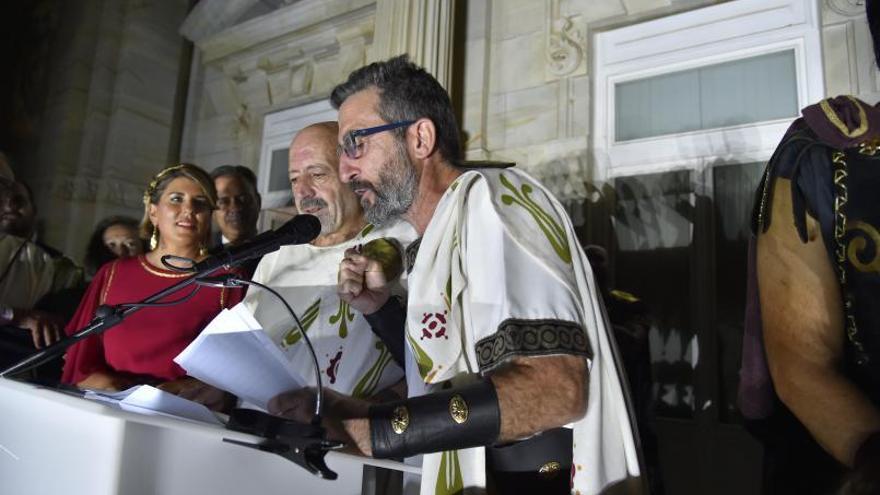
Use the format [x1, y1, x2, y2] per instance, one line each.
[0, 378, 419, 495]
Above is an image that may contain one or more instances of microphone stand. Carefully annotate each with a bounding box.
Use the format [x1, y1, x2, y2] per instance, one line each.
[1, 248, 343, 479]
[0, 258, 221, 378]
[193, 274, 342, 479]
[2, 215, 321, 378]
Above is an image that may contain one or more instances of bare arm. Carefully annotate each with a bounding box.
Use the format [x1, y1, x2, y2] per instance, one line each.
[336, 244, 588, 452]
[759, 178, 880, 466]
[490, 354, 587, 442]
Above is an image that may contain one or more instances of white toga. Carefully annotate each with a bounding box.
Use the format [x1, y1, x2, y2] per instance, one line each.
[404, 169, 642, 495]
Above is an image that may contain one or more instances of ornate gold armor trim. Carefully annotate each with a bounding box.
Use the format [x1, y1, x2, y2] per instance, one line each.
[391, 405, 409, 434]
[831, 150, 869, 365]
[539, 461, 562, 478]
[449, 394, 468, 424]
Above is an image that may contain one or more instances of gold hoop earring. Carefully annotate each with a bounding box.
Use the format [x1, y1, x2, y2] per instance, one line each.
[198, 244, 208, 257]
[150, 228, 159, 251]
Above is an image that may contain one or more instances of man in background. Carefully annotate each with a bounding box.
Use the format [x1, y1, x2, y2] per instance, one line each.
[210, 165, 261, 247]
[0, 178, 82, 375]
[209, 165, 262, 277]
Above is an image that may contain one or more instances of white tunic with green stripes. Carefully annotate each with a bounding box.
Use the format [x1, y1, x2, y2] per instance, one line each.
[405, 168, 642, 495]
[243, 220, 416, 398]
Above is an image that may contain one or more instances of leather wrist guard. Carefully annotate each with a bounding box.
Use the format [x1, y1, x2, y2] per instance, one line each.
[369, 379, 501, 459]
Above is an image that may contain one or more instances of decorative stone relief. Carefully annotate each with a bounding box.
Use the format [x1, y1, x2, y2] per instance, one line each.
[234, 103, 252, 139]
[545, 1, 587, 81]
[202, 1, 375, 112]
[259, 57, 296, 106]
[228, 66, 248, 84]
[825, 0, 866, 17]
[183, 0, 382, 209]
[289, 62, 314, 98]
[47, 176, 144, 209]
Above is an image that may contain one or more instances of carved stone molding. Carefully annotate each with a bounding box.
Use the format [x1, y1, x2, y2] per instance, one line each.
[289, 62, 315, 99]
[46, 175, 145, 209]
[198, 0, 375, 113]
[180, 0, 261, 43]
[233, 103, 252, 139]
[546, 0, 587, 81]
[196, 0, 375, 64]
[825, 0, 865, 17]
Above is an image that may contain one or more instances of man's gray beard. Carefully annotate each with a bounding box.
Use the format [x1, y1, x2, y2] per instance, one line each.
[316, 213, 335, 235]
[362, 143, 419, 226]
[298, 197, 334, 234]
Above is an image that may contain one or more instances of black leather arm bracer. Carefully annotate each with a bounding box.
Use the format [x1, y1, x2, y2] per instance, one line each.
[369, 379, 501, 459]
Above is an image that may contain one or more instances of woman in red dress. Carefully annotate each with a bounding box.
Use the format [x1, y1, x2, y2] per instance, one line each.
[61, 164, 245, 408]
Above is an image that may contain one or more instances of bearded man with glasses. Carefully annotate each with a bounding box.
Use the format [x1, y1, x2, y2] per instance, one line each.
[271, 56, 644, 495]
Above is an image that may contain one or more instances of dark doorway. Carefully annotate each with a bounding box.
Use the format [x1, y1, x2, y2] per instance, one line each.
[585, 161, 765, 494]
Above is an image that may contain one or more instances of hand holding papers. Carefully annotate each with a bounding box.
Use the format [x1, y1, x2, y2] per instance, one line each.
[175, 302, 343, 480]
[174, 302, 304, 410]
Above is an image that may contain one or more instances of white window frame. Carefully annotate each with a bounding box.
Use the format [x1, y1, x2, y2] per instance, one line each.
[257, 99, 337, 207]
[592, 0, 825, 181]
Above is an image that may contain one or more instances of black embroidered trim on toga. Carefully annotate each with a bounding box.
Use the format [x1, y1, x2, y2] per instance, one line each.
[475, 319, 592, 372]
[405, 237, 422, 274]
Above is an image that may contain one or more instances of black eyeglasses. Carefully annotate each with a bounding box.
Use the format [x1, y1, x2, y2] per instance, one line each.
[337, 120, 415, 159]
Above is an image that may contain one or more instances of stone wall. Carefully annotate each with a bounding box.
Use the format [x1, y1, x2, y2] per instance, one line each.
[179, 0, 380, 174]
[822, 0, 880, 101]
[17, 0, 190, 262]
[14, 0, 876, 260]
[459, 0, 730, 219]
[179, 0, 734, 226]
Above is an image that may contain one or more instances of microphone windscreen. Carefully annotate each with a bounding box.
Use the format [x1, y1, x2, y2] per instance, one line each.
[284, 214, 321, 244]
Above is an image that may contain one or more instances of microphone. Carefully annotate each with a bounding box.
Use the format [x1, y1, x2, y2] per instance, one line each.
[194, 214, 321, 272]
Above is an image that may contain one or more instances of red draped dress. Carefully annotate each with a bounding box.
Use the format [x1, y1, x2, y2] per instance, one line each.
[61, 255, 245, 385]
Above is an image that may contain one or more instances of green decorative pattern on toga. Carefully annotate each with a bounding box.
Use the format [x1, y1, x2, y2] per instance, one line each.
[435, 450, 464, 495]
[329, 299, 355, 338]
[499, 173, 571, 264]
[351, 341, 394, 398]
[281, 298, 321, 347]
[406, 331, 435, 382]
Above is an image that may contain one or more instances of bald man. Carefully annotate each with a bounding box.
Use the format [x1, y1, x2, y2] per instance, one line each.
[242, 122, 416, 403]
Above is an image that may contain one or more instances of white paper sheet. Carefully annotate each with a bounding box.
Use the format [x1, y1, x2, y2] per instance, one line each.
[173, 302, 305, 409]
[84, 385, 222, 425]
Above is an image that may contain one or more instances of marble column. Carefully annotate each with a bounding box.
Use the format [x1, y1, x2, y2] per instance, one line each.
[371, 0, 456, 91]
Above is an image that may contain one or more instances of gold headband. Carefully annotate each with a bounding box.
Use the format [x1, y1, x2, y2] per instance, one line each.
[142, 164, 216, 211]
[143, 165, 188, 206]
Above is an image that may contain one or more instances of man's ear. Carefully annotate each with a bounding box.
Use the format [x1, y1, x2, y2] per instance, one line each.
[410, 118, 437, 160]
